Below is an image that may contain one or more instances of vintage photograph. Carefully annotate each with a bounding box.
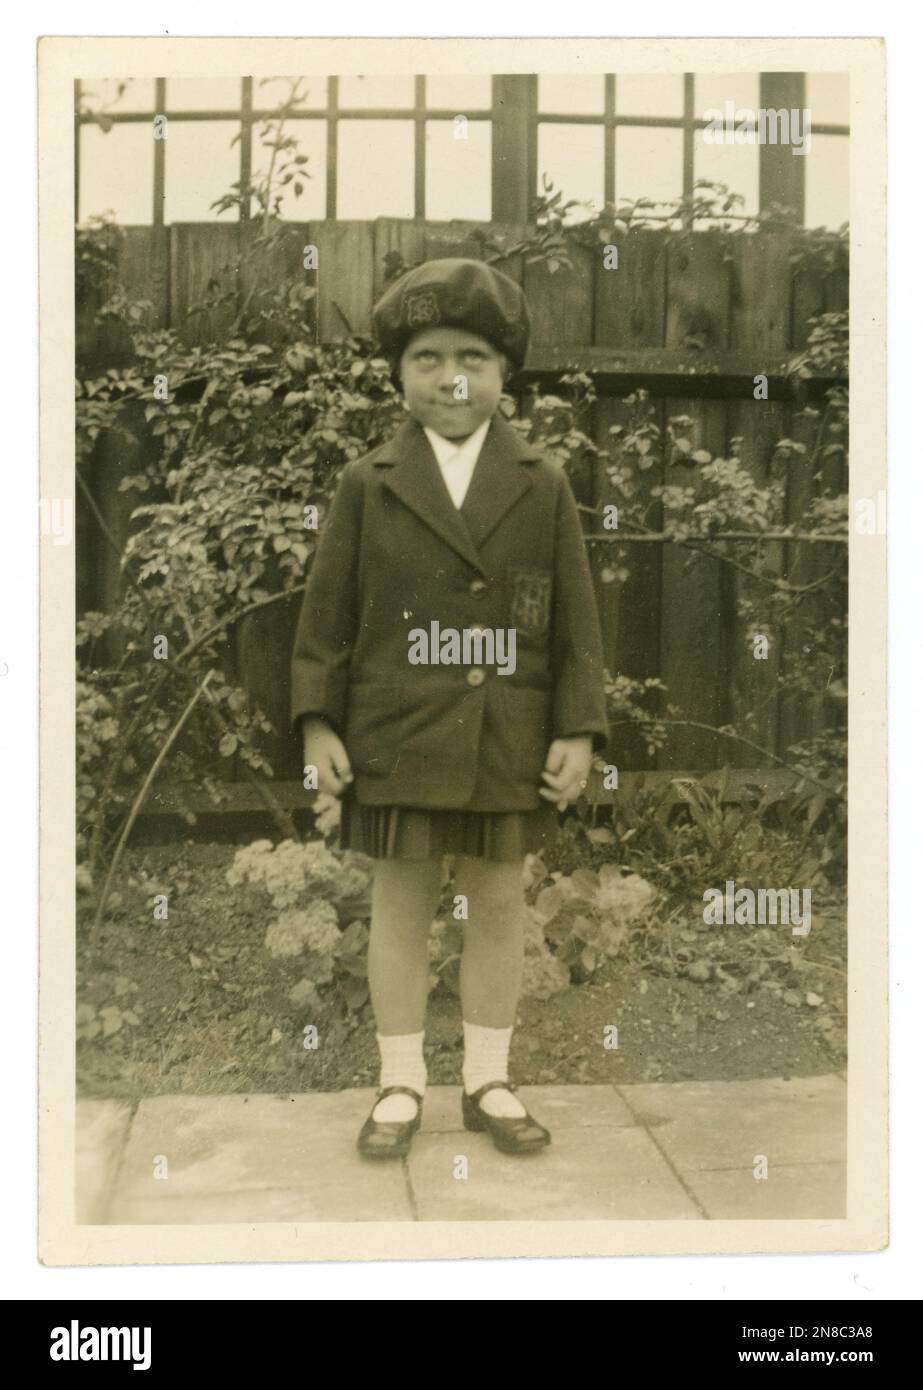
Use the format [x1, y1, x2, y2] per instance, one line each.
[37, 37, 886, 1264]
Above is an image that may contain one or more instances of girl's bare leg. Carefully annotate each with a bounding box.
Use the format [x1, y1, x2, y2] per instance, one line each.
[453, 855, 526, 1026]
[366, 857, 444, 1123]
[452, 855, 531, 1118]
[367, 857, 443, 1036]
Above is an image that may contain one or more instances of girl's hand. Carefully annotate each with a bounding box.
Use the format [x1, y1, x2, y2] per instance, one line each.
[302, 716, 354, 796]
[539, 735, 593, 811]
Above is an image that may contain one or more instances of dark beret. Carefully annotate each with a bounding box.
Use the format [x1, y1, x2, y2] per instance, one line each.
[371, 258, 531, 373]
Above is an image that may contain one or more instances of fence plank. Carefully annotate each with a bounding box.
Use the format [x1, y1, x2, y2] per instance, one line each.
[594, 229, 667, 350]
[724, 231, 791, 764]
[107, 226, 170, 364]
[313, 221, 375, 339]
[789, 262, 827, 350]
[169, 223, 241, 346]
[825, 264, 849, 314]
[484, 223, 531, 287]
[729, 231, 793, 353]
[659, 232, 733, 768]
[590, 397, 622, 684]
[235, 588, 304, 780]
[422, 219, 492, 263]
[777, 398, 847, 756]
[76, 218, 121, 369]
[657, 398, 732, 769]
[78, 225, 170, 367]
[372, 218, 426, 302]
[122, 226, 170, 327]
[724, 398, 786, 764]
[239, 220, 316, 345]
[592, 394, 664, 772]
[777, 257, 848, 754]
[524, 246, 594, 346]
[665, 231, 732, 352]
[592, 231, 666, 769]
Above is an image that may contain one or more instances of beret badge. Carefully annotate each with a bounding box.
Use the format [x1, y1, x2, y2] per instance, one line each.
[404, 289, 441, 328]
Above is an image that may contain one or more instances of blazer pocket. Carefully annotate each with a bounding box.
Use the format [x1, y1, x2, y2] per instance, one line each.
[344, 683, 403, 777]
[496, 682, 554, 777]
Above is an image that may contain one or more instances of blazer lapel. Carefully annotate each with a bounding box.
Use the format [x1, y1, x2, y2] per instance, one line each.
[459, 414, 543, 550]
[375, 417, 484, 573]
[375, 413, 543, 573]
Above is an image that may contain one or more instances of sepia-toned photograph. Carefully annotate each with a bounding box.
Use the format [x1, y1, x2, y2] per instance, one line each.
[37, 35, 887, 1265]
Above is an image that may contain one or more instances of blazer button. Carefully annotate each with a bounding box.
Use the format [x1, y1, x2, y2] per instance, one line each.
[469, 579, 488, 596]
[466, 668, 486, 687]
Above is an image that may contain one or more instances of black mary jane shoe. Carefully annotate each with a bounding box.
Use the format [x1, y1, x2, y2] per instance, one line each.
[357, 1085, 424, 1160]
[461, 1080, 551, 1155]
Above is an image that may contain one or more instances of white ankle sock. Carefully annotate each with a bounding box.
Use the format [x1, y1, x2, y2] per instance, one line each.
[462, 1021, 526, 1118]
[373, 1031, 426, 1122]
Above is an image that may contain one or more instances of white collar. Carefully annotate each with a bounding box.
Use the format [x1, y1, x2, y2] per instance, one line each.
[423, 416, 491, 467]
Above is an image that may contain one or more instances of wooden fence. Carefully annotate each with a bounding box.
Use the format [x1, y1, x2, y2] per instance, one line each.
[77, 217, 848, 789]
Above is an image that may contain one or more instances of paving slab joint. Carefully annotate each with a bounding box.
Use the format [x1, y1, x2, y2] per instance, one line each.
[612, 1084, 711, 1220]
[97, 1098, 140, 1226]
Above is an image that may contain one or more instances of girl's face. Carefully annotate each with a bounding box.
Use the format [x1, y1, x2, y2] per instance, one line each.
[398, 327, 507, 440]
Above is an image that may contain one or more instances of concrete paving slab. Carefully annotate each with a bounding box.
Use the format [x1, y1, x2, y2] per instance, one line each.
[409, 1123, 703, 1221]
[107, 1092, 412, 1223]
[685, 1162, 847, 1219]
[76, 1099, 135, 1223]
[86, 1078, 847, 1225]
[619, 1075, 846, 1172]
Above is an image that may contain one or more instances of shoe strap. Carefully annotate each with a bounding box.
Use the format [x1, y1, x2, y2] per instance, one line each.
[377, 1084, 423, 1104]
[467, 1080, 519, 1104]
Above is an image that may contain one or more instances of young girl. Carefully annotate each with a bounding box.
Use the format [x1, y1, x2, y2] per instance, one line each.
[290, 258, 608, 1159]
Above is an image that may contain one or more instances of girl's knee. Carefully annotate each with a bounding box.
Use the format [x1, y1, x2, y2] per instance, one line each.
[372, 856, 444, 920]
[454, 855, 527, 923]
[454, 855, 523, 892]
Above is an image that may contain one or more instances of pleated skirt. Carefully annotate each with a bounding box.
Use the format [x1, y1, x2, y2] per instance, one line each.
[339, 789, 560, 862]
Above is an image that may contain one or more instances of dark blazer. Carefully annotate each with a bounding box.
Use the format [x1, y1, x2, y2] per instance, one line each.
[290, 411, 609, 811]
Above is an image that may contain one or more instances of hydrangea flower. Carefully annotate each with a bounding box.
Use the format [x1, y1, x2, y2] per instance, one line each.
[265, 902, 340, 959]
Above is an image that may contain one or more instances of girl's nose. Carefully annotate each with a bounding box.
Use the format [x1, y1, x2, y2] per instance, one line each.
[435, 359, 458, 391]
